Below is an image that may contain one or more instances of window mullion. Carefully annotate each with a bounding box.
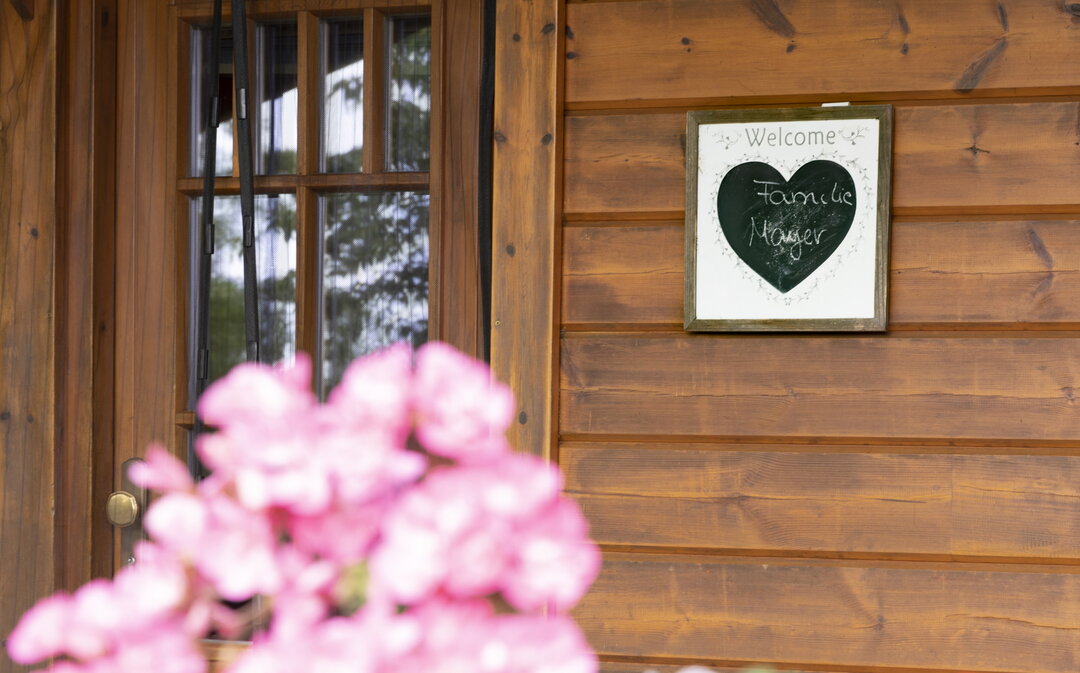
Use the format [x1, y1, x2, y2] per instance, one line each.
[297, 11, 320, 176]
[362, 7, 386, 174]
[296, 185, 320, 362]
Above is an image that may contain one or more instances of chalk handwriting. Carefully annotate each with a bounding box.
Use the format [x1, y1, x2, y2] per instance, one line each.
[754, 179, 853, 207]
[747, 217, 827, 262]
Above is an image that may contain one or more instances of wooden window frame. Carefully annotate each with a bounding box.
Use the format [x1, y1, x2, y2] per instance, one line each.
[170, 0, 485, 433]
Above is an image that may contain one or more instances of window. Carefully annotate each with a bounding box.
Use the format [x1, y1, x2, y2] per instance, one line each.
[181, 4, 438, 406]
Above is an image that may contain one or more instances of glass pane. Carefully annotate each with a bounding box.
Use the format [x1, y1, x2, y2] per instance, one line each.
[189, 194, 298, 403]
[385, 14, 431, 172]
[319, 191, 429, 397]
[190, 24, 234, 177]
[321, 18, 365, 173]
[256, 22, 298, 175]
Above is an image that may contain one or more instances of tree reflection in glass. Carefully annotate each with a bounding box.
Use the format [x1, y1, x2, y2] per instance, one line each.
[189, 194, 298, 403]
[321, 18, 364, 173]
[256, 22, 299, 175]
[190, 24, 235, 177]
[386, 14, 430, 172]
[319, 191, 429, 398]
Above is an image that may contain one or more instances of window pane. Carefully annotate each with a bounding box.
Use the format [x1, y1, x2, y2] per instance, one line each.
[319, 191, 429, 397]
[190, 24, 234, 177]
[189, 194, 298, 403]
[385, 14, 431, 172]
[321, 18, 364, 173]
[256, 22, 298, 175]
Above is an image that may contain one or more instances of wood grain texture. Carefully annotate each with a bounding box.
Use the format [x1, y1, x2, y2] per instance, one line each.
[600, 666, 743, 673]
[563, 103, 1080, 214]
[565, 444, 1080, 559]
[578, 554, 1080, 673]
[89, 0, 119, 586]
[561, 335, 1080, 441]
[176, 0, 429, 20]
[362, 8, 387, 174]
[55, 0, 118, 593]
[8, 0, 31, 21]
[0, 0, 56, 667]
[490, 0, 562, 458]
[599, 664, 812, 673]
[564, 0, 1080, 104]
[55, 0, 95, 596]
[175, 173, 431, 194]
[562, 223, 683, 326]
[431, 0, 485, 360]
[562, 220, 1080, 327]
[204, 641, 246, 672]
[114, 0, 179, 498]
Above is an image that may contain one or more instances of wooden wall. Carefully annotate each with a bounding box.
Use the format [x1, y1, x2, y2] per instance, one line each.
[0, 3, 57, 670]
[496, 1, 1080, 672]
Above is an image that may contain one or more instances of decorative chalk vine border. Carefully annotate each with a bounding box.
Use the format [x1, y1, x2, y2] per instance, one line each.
[700, 145, 875, 306]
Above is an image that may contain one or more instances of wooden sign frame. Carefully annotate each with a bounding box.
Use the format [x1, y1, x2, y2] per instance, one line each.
[685, 105, 893, 332]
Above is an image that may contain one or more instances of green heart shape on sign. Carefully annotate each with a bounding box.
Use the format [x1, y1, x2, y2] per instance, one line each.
[717, 160, 856, 293]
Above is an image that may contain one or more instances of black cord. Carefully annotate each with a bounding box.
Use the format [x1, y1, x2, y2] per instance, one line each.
[192, 0, 224, 476]
[232, 0, 261, 364]
[478, 0, 496, 363]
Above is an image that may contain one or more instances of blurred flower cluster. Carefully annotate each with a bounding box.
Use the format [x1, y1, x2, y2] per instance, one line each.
[7, 343, 601, 673]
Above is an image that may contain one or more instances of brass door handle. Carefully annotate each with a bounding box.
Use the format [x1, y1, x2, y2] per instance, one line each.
[108, 458, 147, 566]
[106, 490, 140, 527]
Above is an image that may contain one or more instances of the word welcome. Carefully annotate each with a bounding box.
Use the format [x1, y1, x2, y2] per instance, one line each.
[745, 126, 838, 147]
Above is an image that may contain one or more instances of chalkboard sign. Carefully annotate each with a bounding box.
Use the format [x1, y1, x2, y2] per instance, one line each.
[685, 106, 892, 331]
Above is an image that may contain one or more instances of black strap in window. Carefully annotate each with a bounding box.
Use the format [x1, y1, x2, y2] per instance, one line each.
[193, 0, 224, 472]
[193, 0, 260, 473]
[478, 0, 496, 363]
[231, 0, 261, 364]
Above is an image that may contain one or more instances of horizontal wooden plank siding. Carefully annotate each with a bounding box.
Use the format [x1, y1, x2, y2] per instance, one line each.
[576, 554, 1080, 673]
[564, 103, 1080, 214]
[547, 1, 1080, 672]
[564, 0, 1080, 104]
[599, 666, 788, 673]
[561, 335, 1080, 440]
[565, 444, 1080, 559]
[562, 220, 1080, 327]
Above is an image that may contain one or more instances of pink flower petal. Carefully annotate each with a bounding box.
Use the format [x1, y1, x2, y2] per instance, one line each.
[6, 593, 72, 663]
[413, 342, 515, 462]
[129, 444, 195, 493]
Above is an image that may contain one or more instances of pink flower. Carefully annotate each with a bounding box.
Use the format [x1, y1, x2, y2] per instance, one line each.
[129, 444, 195, 493]
[113, 544, 191, 629]
[144, 489, 283, 601]
[397, 600, 597, 673]
[370, 453, 597, 610]
[502, 499, 601, 612]
[251, 547, 346, 641]
[311, 418, 426, 507]
[286, 499, 387, 564]
[198, 354, 316, 432]
[196, 349, 426, 517]
[489, 614, 598, 673]
[8, 342, 602, 673]
[195, 356, 334, 515]
[413, 342, 515, 462]
[6, 593, 73, 663]
[6, 554, 204, 669]
[106, 628, 207, 673]
[231, 608, 417, 673]
[196, 419, 333, 516]
[371, 466, 510, 603]
[328, 342, 414, 440]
